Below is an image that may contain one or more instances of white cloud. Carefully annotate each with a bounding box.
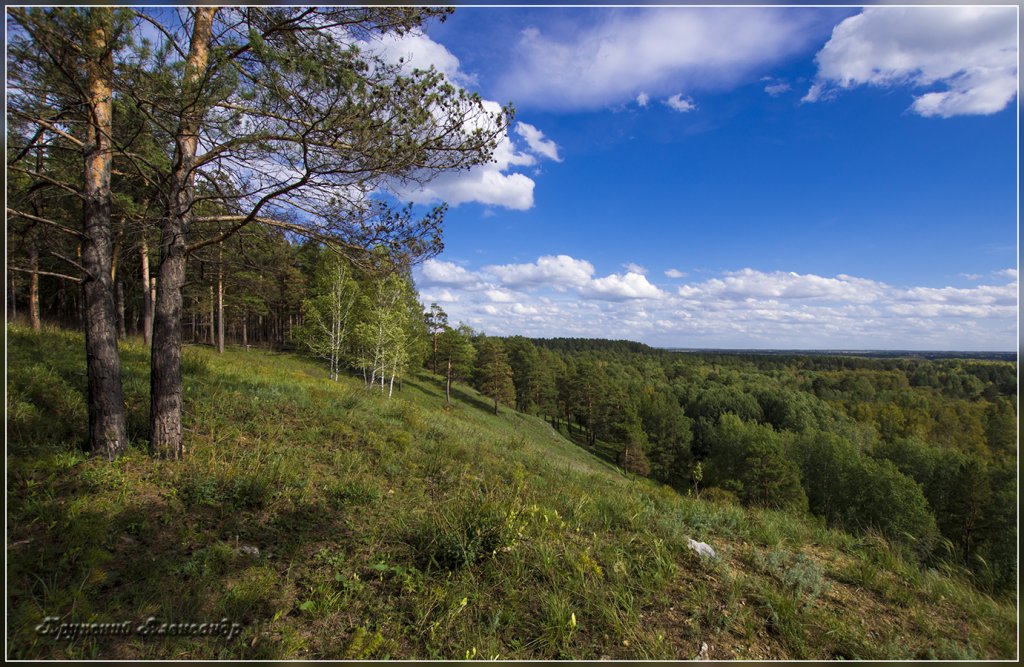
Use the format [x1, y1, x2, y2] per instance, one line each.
[898, 282, 1016, 307]
[623, 262, 648, 275]
[512, 303, 540, 316]
[514, 122, 562, 162]
[408, 166, 536, 210]
[636, 92, 650, 107]
[804, 6, 1018, 117]
[420, 288, 460, 303]
[583, 272, 667, 301]
[484, 288, 519, 303]
[366, 33, 556, 209]
[764, 81, 791, 96]
[484, 254, 595, 289]
[689, 268, 886, 303]
[665, 93, 697, 112]
[664, 268, 688, 279]
[417, 261, 1017, 350]
[496, 8, 823, 111]
[419, 259, 480, 286]
[368, 29, 477, 88]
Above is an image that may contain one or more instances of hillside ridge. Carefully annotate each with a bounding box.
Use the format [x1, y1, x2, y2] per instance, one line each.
[6, 325, 1017, 660]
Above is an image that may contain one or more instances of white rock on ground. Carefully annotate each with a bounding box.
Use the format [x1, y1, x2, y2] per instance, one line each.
[687, 538, 716, 558]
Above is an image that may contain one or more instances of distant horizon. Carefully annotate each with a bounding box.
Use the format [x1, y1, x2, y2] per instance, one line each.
[661, 346, 1018, 357]
[509, 335, 1019, 357]
[394, 5, 1016, 352]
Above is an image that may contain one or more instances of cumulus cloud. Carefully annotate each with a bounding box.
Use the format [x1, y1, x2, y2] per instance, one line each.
[804, 6, 1018, 117]
[665, 93, 697, 112]
[495, 8, 824, 111]
[365, 32, 556, 209]
[418, 259, 481, 286]
[415, 260, 1017, 350]
[484, 254, 595, 289]
[407, 166, 537, 210]
[623, 262, 648, 275]
[583, 272, 667, 301]
[664, 268, 688, 279]
[686, 268, 886, 303]
[368, 29, 477, 88]
[514, 122, 562, 162]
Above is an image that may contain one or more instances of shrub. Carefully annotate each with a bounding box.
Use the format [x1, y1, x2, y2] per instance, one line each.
[755, 547, 829, 605]
[702, 487, 740, 506]
[408, 483, 529, 571]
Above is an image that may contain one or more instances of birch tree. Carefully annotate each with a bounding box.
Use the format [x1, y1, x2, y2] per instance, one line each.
[300, 251, 359, 380]
[355, 271, 415, 398]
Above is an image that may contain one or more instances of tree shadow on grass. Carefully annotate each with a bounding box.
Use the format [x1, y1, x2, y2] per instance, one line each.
[6, 470, 370, 660]
[447, 385, 498, 416]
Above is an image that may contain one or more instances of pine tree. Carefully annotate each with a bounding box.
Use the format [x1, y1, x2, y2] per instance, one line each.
[438, 324, 476, 405]
[475, 337, 516, 415]
[7, 7, 130, 459]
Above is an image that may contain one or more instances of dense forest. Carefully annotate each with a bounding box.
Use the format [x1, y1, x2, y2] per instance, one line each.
[493, 337, 1018, 596]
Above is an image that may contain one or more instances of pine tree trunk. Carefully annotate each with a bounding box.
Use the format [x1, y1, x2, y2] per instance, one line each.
[150, 6, 216, 460]
[446, 355, 452, 404]
[208, 283, 214, 346]
[141, 237, 153, 346]
[217, 247, 224, 354]
[81, 7, 127, 460]
[9, 271, 17, 322]
[116, 279, 127, 339]
[29, 244, 41, 332]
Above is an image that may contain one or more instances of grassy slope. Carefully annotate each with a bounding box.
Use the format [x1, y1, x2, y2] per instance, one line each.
[6, 325, 1017, 660]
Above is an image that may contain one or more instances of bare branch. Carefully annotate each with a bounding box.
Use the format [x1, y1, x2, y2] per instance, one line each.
[132, 10, 189, 60]
[8, 265, 83, 283]
[7, 166, 84, 199]
[6, 208, 85, 238]
[192, 214, 364, 255]
[8, 109, 85, 148]
[47, 250, 91, 278]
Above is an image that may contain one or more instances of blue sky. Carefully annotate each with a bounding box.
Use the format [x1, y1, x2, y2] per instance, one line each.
[372, 5, 1017, 350]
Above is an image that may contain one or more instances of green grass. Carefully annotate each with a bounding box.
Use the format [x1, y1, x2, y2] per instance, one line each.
[6, 324, 1018, 659]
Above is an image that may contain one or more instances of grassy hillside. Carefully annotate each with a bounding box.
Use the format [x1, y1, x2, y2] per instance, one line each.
[6, 325, 1017, 659]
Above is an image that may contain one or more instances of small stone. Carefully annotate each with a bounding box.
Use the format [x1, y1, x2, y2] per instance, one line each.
[696, 641, 710, 660]
[239, 545, 260, 557]
[687, 538, 716, 558]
